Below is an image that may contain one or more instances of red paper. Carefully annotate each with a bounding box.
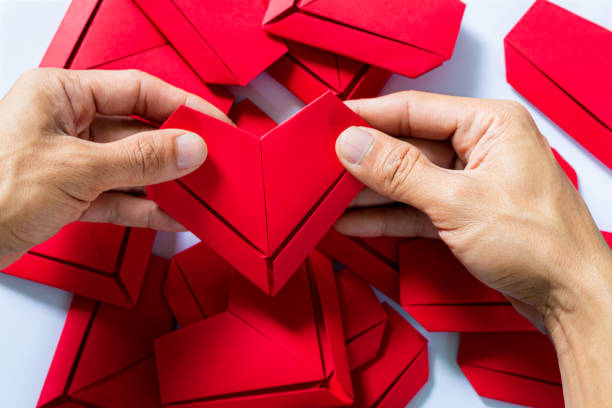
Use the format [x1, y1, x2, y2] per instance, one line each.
[267, 41, 391, 104]
[263, 0, 465, 78]
[228, 99, 278, 136]
[505, 0, 612, 170]
[318, 229, 401, 302]
[40, 0, 233, 113]
[458, 332, 563, 408]
[164, 243, 233, 327]
[399, 239, 535, 332]
[133, 0, 287, 85]
[37, 256, 174, 407]
[336, 268, 387, 370]
[154, 251, 353, 407]
[351, 304, 428, 407]
[147, 92, 367, 295]
[3, 222, 155, 308]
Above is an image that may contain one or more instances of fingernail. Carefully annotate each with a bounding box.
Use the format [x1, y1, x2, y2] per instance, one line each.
[176, 133, 206, 169]
[338, 126, 374, 165]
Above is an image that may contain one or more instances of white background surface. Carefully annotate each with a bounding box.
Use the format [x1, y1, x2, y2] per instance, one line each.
[1, 1, 611, 407]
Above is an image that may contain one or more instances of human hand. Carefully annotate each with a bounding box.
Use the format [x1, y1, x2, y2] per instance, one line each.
[335, 91, 612, 406]
[0, 68, 231, 265]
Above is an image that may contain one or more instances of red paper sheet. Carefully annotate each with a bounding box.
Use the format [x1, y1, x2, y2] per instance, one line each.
[336, 268, 387, 370]
[351, 304, 428, 407]
[264, 0, 465, 78]
[147, 92, 366, 295]
[318, 229, 401, 302]
[399, 238, 535, 332]
[4, 221, 155, 308]
[505, 0, 612, 170]
[155, 251, 353, 407]
[267, 41, 391, 104]
[133, 0, 287, 85]
[37, 256, 173, 407]
[40, 0, 233, 113]
[458, 331, 563, 408]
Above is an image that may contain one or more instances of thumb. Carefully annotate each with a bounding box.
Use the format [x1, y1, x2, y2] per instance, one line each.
[94, 128, 207, 189]
[336, 126, 457, 211]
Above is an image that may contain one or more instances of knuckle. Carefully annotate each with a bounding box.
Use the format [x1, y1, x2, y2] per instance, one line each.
[130, 135, 163, 178]
[377, 144, 422, 199]
[496, 100, 530, 121]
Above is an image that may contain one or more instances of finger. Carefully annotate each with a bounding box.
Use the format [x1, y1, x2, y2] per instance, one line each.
[336, 125, 464, 211]
[88, 116, 155, 143]
[345, 91, 498, 162]
[349, 188, 393, 208]
[85, 128, 207, 190]
[348, 138, 455, 209]
[345, 91, 480, 139]
[79, 192, 186, 232]
[404, 138, 456, 168]
[335, 206, 438, 238]
[63, 69, 232, 125]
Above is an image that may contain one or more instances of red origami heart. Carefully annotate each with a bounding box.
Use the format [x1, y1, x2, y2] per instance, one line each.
[148, 92, 367, 295]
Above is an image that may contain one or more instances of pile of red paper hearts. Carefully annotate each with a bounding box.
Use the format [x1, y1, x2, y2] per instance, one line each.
[3, 0, 610, 407]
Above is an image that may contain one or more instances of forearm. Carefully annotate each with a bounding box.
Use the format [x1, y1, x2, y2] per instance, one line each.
[545, 249, 612, 407]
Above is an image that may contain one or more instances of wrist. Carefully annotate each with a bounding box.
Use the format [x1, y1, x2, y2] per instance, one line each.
[543, 247, 612, 407]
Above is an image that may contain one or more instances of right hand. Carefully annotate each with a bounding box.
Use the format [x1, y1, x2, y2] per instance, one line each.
[334, 91, 612, 333]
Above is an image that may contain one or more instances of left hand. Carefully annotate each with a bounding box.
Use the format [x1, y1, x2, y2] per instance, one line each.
[0, 68, 231, 267]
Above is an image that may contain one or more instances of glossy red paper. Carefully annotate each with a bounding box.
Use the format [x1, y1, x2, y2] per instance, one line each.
[155, 251, 353, 407]
[40, 0, 233, 113]
[37, 256, 173, 407]
[147, 92, 366, 295]
[505, 0, 612, 170]
[263, 0, 465, 78]
[458, 331, 563, 408]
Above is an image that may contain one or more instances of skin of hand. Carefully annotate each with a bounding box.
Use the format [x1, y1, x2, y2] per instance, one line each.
[336, 91, 612, 407]
[0, 68, 231, 268]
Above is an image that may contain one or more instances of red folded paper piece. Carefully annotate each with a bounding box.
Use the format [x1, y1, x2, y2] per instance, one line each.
[147, 92, 366, 295]
[228, 99, 278, 136]
[164, 243, 233, 327]
[133, 0, 286, 86]
[318, 228, 401, 302]
[268, 41, 391, 104]
[164, 241, 387, 370]
[505, 0, 612, 170]
[3, 222, 155, 308]
[37, 256, 173, 408]
[458, 332, 562, 408]
[351, 304, 428, 407]
[552, 148, 578, 189]
[263, 0, 465, 78]
[40, 0, 233, 113]
[336, 268, 387, 370]
[399, 238, 535, 332]
[155, 251, 353, 407]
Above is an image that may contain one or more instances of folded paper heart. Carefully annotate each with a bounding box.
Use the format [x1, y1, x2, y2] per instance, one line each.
[351, 304, 429, 408]
[147, 92, 367, 295]
[3, 222, 155, 308]
[458, 332, 562, 408]
[263, 0, 465, 78]
[267, 41, 391, 104]
[318, 229, 401, 302]
[505, 0, 612, 170]
[164, 241, 387, 371]
[155, 251, 353, 407]
[41, 0, 233, 113]
[133, 0, 287, 85]
[399, 238, 536, 332]
[37, 256, 173, 407]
